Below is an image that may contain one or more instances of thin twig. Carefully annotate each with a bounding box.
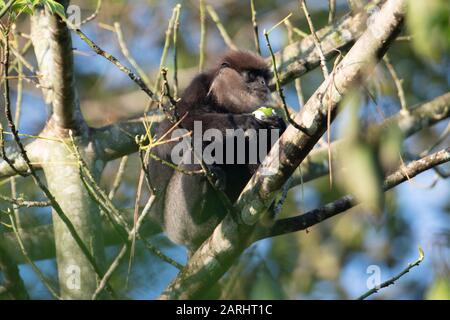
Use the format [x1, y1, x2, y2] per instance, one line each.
[92, 195, 156, 300]
[357, 247, 425, 300]
[250, 0, 261, 55]
[148, 152, 203, 176]
[8, 45, 35, 73]
[172, 5, 181, 99]
[139, 149, 155, 194]
[0, 36, 32, 87]
[150, 4, 180, 109]
[10, 26, 23, 228]
[328, 0, 336, 24]
[80, 0, 102, 25]
[383, 54, 407, 112]
[108, 156, 128, 200]
[69, 132, 183, 270]
[0, 194, 51, 208]
[60, 15, 156, 100]
[292, 26, 308, 38]
[284, 19, 305, 107]
[128, 150, 148, 284]
[161, 68, 178, 121]
[326, 52, 343, 188]
[300, 0, 329, 78]
[266, 13, 292, 34]
[264, 148, 450, 239]
[206, 5, 237, 50]
[114, 22, 151, 88]
[2, 210, 60, 299]
[199, 0, 206, 72]
[264, 21, 311, 135]
[0, 0, 15, 20]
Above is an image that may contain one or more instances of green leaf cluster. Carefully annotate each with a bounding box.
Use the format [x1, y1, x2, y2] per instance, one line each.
[0, 0, 65, 17]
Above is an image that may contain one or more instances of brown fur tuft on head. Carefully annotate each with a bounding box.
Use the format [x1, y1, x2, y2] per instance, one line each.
[215, 50, 270, 76]
[202, 50, 272, 113]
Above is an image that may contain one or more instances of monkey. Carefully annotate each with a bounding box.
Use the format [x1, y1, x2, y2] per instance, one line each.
[147, 50, 286, 253]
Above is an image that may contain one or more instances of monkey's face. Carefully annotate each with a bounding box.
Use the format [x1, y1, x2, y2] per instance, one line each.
[209, 66, 271, 113]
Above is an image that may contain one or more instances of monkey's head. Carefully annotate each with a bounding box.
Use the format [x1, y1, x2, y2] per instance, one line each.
[208, 50, 272, 113]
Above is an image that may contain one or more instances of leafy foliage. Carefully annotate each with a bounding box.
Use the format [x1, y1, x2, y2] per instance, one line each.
[0, 0, 65, 17]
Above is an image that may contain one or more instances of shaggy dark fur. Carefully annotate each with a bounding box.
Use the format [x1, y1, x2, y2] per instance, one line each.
[148, 50, 285, 252]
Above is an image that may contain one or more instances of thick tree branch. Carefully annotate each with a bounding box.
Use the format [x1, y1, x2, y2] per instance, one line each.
[92, 113, 165, 161]
[30, 1, 83, 131]
[27, 1, 109, 299]
[160, 0, 406, 300]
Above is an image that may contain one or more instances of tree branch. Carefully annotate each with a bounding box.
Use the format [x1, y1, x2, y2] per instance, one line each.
[160, 0, 406, 300]
[90, 1, 387, 162]
[0, 213, 162, 264]
[0, 141, 42, 180]
[7, 88, 448, 263]
[27, 1, 111, 299]
[261, 148, 450, 239]
[92, 113, 165, 161]
[272, 0, 383, 88]
[291, 91, 450, 186]
[356, 247, 424, 300]
[30, 1, 83, 131]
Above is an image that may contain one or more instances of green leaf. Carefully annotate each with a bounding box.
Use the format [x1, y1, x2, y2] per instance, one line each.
[11, 0, 32, 13]
[44, 0, 65, 17]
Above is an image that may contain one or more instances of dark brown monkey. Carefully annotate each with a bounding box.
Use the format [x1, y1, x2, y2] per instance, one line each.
[148, 50, 285, 253]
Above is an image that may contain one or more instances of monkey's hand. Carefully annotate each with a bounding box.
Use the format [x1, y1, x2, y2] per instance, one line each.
[252, 107, 277, 120]
[255, 116, 286, 133]
[252, 107, 286, 131]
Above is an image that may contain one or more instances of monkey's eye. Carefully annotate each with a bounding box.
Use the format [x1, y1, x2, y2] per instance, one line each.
[221, 62, 230, 69]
